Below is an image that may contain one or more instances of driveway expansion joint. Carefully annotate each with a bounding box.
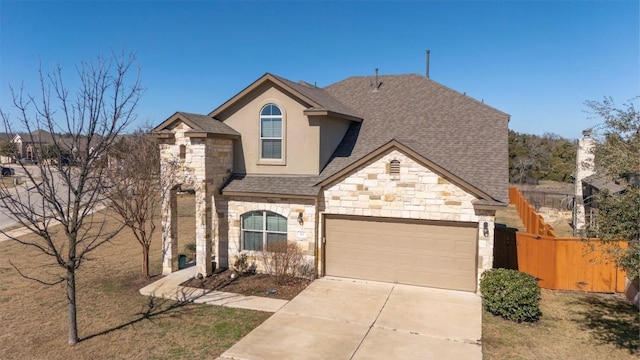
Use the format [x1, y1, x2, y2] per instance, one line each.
[348, 285, 395, 360]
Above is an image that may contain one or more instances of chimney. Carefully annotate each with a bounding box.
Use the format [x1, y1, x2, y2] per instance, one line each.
[573, 129, 596, 236]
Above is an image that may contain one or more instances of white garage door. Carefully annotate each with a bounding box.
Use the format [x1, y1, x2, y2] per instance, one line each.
[324, 216, 478, 292]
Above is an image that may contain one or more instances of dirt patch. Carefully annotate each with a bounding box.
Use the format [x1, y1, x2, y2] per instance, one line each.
[181, 269, 312, 301]
[537, 206, 574, 237]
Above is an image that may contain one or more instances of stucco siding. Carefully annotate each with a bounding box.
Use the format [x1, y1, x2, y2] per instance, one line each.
[221, 85, 321, 175]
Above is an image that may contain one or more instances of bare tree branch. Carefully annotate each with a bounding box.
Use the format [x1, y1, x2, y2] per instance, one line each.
[0, 51, 143, 345]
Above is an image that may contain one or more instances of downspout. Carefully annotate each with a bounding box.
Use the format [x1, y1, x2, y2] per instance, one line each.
[314, 193, 321, 279]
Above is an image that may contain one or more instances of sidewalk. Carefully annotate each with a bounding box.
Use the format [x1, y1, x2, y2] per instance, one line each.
[0, 226, 33, 242]
[139, 266, 289, 313]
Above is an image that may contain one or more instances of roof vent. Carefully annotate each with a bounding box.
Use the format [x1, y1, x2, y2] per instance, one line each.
[426, 49, 430, 78]
[372, 68, 382, 92]
[298, 80, 316, 88]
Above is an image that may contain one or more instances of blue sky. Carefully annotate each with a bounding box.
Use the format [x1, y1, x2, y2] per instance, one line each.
[1, 1, 638, 139]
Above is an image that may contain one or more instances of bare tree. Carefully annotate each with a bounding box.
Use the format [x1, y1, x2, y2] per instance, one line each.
[105, 128, 168, 278]
[0, 52, 143, 345]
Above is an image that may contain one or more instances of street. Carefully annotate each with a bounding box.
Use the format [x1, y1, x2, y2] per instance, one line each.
[0, 165, 71, 233]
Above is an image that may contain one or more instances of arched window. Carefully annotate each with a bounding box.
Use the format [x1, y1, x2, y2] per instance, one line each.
[260, 104, 283, 159]
[241, 210, 287, 251]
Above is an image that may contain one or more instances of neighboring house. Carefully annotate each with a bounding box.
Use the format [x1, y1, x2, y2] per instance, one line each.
[12, 129, 56, 161]
[10, 130, 94, 164]
[153, 72, 510, 292]
[582, 173, 634, 229]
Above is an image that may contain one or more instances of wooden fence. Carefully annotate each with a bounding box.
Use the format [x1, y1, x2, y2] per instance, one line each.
[498, 187, 626, 293]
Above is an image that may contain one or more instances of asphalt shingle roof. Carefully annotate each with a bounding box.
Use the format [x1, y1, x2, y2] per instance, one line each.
[582, 173, 625, 194]
[223, 175, 319, 197]
[177, 112, 240, 137]
[316, 74, 510, 202]
[218, 73, 509, 203]
[269, 74, 361, 119]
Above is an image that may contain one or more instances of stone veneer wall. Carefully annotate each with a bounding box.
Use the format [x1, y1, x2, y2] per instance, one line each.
[159, 121, 235, 275]
[321, 149, 495, 284]
[226, 197, 317, 273]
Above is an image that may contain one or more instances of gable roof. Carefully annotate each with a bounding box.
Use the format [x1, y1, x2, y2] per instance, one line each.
[316, 74, 510, 203]
[14, 129, 56, 144]
[209, 73, 362, 122]
[153, 111, 240, 138]
[318, 139, 497, 202]
[179, 72, 509, 204]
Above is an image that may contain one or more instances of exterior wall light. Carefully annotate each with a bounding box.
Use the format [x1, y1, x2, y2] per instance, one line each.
[297, 212, 304, 226]
[483, 221, 490, 238]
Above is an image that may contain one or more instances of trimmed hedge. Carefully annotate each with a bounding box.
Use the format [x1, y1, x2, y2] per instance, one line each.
[480, 268, 542, 322]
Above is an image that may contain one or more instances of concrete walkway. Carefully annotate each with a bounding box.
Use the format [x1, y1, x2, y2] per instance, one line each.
[139, 266, 288, 313]
[219, 277, 482, 360]
[0, 226, 33, 242]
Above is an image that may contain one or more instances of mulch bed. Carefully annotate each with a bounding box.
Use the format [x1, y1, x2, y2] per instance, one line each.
[181, 269, 312, 300]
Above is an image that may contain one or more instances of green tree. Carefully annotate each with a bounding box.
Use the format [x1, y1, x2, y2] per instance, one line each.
[586, 96, 640, 280]
[508, 130, 575, 184]
[0, 140, 17, 159]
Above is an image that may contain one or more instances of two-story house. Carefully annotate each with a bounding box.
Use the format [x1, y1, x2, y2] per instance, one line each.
[153, 72, 509, 292]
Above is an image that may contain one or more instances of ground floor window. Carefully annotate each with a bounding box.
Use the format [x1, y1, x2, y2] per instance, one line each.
[241, 210, 287, 251]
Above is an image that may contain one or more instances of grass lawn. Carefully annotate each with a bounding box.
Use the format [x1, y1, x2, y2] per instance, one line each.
[483, 288, 639, 359]
[0, 194, 271, 359]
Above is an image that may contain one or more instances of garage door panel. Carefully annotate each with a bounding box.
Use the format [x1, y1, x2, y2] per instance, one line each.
[325, 217, 477, 292]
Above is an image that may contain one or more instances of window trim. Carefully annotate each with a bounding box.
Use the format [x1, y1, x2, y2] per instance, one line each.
[241, 210, 288, 251]
[258, 103, 286, 165]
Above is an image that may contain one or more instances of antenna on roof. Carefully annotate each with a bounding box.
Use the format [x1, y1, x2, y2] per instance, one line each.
[426, 50, 431, 78]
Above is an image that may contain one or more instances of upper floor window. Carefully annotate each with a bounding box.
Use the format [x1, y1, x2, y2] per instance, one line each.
[260, 104, 283, 159]
[241, 210, 287, 251]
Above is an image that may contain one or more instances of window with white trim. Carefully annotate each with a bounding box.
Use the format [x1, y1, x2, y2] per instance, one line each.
[241, 210, 287, 251]
[260, 104, 283, 159]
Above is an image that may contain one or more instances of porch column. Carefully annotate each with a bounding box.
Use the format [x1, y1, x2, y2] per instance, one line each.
[162, 187, 179, 275]
[195, 181, 213, 277]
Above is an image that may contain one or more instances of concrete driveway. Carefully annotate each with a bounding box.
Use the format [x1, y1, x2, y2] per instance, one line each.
[219, 277, 482, 360]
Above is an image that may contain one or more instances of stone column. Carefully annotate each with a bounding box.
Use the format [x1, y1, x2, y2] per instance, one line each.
[195, 181, 213, 277]
[574, 130, 595, 236]
[162, 187, 179, 275]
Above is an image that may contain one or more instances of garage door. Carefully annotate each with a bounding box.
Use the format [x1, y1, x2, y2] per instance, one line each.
[324, 216, 478, 292]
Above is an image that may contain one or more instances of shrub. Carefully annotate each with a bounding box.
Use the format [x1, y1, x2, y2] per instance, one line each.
[233, 253, 255, 274]
[480, 268, 542, 322]
[260, 241, 305, 285]
[184, 242, 197, 261]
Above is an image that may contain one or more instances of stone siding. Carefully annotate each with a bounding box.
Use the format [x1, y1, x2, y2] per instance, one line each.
[159, 121, 235, 276]
[226, 197, 317, 273]
[321, 149, 495, 287]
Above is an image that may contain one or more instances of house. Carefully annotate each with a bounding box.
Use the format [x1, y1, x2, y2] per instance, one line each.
[153, 72, 510, 292]
[11, 129, 56, 161]
[10, 130, 94, 164]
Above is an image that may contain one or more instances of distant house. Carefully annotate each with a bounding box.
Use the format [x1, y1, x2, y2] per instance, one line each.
[10, 130, 95, 164]
[582, 173, 636, 229]
[154, 71, 510, 293]
[11, 130, 56, 161]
